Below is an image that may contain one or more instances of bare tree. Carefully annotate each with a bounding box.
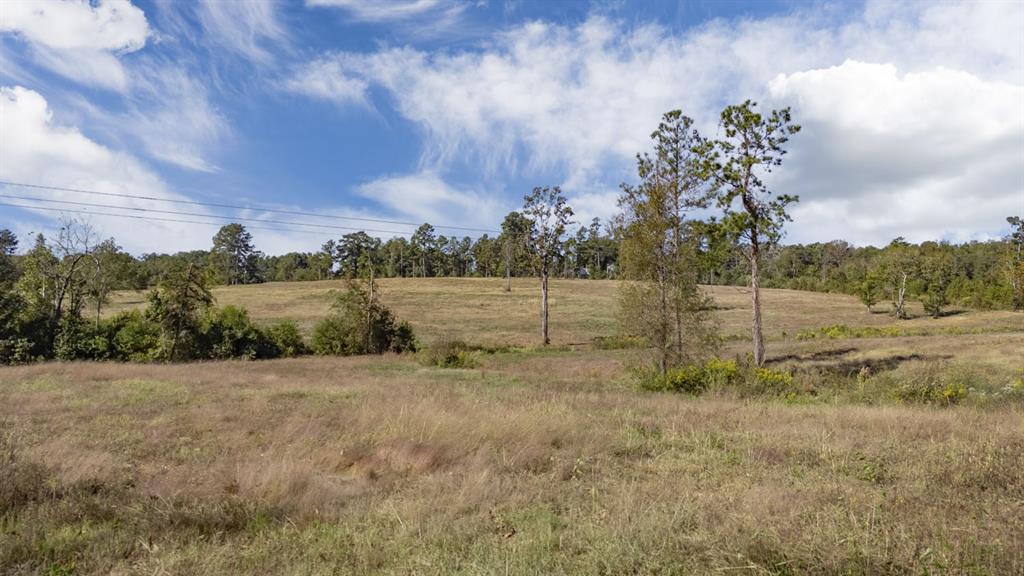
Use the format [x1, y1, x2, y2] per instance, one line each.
[522, 186, 573, 346]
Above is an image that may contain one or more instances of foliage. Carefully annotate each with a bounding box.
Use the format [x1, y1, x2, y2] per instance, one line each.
[211, 224, 263, 285]
[890, 365, 972, 405]
[312, 279, 415, 356]
[697, 100, 801, 366]
[522, 186, 574, 345]
[200, 306, 272, 360]
[418, 338, 479, 368]
[146, 263, 215, 361]
[638, 358, 741, 394]
[618, 110, 720, 375]
[262, 321, 308, 358]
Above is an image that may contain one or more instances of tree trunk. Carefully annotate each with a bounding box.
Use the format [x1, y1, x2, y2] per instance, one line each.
[895, 272, 907, 319]
[505, 240, 512, 292]
[541, 268, 549, 345]
[751, 251, 765, 367]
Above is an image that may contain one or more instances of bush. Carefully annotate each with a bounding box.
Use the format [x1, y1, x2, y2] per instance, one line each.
[418, 338, 478, 368]
[0, 337, 34, 365]
[263, 321, 307, 358]
[312, 280, 415, 356]
[892, 365, 972, 405]
[753, 367, 795, 391]
[637, 359, 740, 394]
[109, 311, 161, 362]
[200, 306, 267, 360]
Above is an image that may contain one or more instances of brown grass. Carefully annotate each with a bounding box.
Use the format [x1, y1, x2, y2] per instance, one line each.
[2, 353, 1023, 574]
[106, 277, 1024, 345]
[6, 280, 1024, 574]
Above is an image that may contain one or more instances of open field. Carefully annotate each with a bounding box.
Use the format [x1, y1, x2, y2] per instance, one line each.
[107, 277, 1024, 342]
[5, 279, 1024, 574]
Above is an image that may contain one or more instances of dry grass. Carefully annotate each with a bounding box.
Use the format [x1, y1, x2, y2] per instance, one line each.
[3, 354, 1024, 574]
[106, 278, 1024, 345]
[6, 280, 1024, 574]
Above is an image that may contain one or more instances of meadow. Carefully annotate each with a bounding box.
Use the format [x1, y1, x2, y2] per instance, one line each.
[3, 279, 1023, 574]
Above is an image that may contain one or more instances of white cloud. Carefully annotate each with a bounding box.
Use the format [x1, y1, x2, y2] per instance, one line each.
[0, 85, 215, 253]
[195, 0, 288, 64]
[283, 56, 370, 107]
[287, 1, 1024, 245]
[0, 0, 150, 91]
[770, 60, 1024, 245]
[355, 171, 503, 234]
[307, 0, 460, 22]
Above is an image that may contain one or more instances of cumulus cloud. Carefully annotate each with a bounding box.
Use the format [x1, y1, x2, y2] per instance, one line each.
[0, 85, 215, 253]
[287, 0, 1024, 245]
[0, 0, 150, 92]
[770, 60, 1024, 244]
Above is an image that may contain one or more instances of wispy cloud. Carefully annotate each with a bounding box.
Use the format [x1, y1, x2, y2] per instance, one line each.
[306, 0, 463, 22]
[286, 1, 1024, 245]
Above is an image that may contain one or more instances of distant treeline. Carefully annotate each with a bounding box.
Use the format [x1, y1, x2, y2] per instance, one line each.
[3, 216, 1022, 312]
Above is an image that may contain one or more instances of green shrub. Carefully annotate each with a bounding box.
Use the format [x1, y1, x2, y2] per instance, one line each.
[664, 365, 709, 394]
[262, 321, 307, 358]
[754, 367, 795, 389]
[704, 358, 741, 388]
[892, 368, 971, 405]
[418, 338, 478, 368]
[200, 306, 266, 360]
[312, 280, 415, 356]
[312, 315, 361, 356]
[637, 359, 740, 395]
[109, 311, 161, 362]
[0, 337, 33, 365]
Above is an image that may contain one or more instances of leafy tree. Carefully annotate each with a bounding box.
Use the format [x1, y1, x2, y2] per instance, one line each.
[498, 211, 533, 290]
[522, 186, 574, 345]
[856, 275, 882, 311]
[334, 231, 381, 278]
[618, 110, 718, 375]
[211, 223, 262, 285]
[146, 263, 214, 360]
[920, 243, 956, 318]
[411, 224, 438, 278]
[698, 100, 800, 366]
[0, 230, 22, 342]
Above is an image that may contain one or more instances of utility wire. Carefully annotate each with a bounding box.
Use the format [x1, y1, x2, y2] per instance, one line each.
[0, 201, 347, 239]
[0, 193, 429, 237]
[0, 179, 501, 234]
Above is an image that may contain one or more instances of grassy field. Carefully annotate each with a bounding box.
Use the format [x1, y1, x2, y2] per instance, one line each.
[4, 279, 1024, 574]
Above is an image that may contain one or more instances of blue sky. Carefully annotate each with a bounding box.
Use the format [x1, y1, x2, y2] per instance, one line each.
[1, 0, 1021, 254]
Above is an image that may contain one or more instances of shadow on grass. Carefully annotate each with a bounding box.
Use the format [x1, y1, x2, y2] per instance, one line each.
[767, 347, 859, 364]
[768, 348, 955, 377]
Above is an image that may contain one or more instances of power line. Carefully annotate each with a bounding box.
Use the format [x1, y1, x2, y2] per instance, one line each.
[0, 193, 424, 237]
[0, 179, 501, 234]
[0, 201, 351, 239]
